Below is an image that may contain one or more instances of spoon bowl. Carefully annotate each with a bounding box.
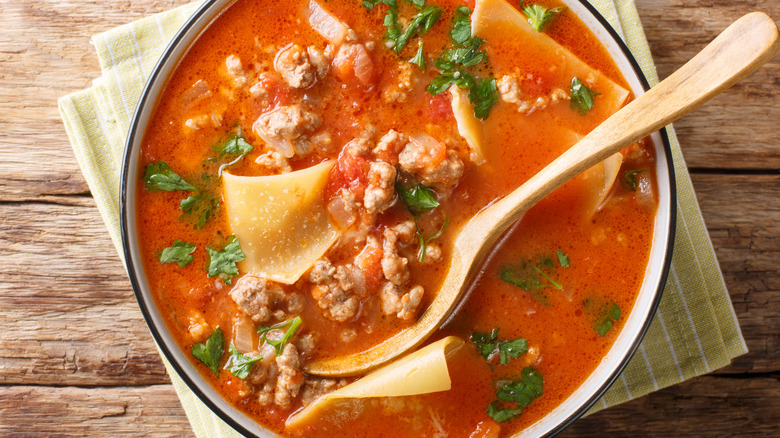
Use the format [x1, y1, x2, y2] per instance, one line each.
[304, 11, 779, 377]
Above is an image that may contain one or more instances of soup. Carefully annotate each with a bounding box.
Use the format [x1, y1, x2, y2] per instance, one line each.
[135, 0, 658, 435]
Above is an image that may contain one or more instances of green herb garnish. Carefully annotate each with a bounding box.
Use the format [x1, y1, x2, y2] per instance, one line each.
[409, 41, 426, 70]
[594, 301, 621, 337]
[426, 67, 475, 95]
[426, 7, 498, 120]
[363, 0, 397, 9]
[440, 35, 487, 68]
[470, 328, 529, 365]
[570, 77, 600, 115]
[471, 328, 500, 359]
[214, 135, 253, 158]
[557, 249, 571, 267]
[180, 193, 220, 229]
[499, 254, 568, 305]
[469, 77, 499, 120]
[417, 217, 449, 262]
[487, 367, 544, 423]
[224, 344, 263, 379]
[487, 401, 524, 423]
[394, 6, 443, 53]
[143, 161, 198, 192]
[521, 4, 565, 32]
[372, 1, 442, 53]
[158, 240, 196, 267]
[206, 236, 245, 285]
[191, 327, 224, 376]
[623, 168, 649, 191]
[258, 316, 302, 356]
[450, 5, 473, 44]
[396, 182, 439, 216]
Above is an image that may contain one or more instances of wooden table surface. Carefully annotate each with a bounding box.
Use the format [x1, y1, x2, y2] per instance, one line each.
[1, 0, 778, 436]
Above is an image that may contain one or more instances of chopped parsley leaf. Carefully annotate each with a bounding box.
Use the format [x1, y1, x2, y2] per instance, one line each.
[450, 6, 473, 44]
[409, 40, 426, 70]
[394, 6, 443, 53]
[426, 68, 475, 95]
[224, 344, 263, 379]
[469, 77, 499, 120]
[363, 0, 397, 9]
[496, 367, 544, 405]
[498, 338, 529, 365]
[258, 316, 302, 356]
[210, 133, 254, 176]
[158, 240, 196, 267]
[180, 193, 220, 229]
[416, 217, 448, 262]
[396, 182, 439, 216]
[213, 135, 253, 158]
[499, 254, 568, 305]
[557, 249, 571, 267]
[143, 161, 198, 192]
[532, 266, 562, 290]
[624, 168, 649, 191]
[441, 36, 487, 68]
[384, 7, 402, 42]
[521, 4, 565, 33]
[427, 7, 497, 119]
[471, 328, 529, 365]
[594, 301, 621, 337]
[570, 77, 600, 115]
[471, 328, 500, 360]
[487, 367, 544, 423]
[487, 401, 524, 423]
[191, 327, 224, 376]
[206, 236, 245, 285]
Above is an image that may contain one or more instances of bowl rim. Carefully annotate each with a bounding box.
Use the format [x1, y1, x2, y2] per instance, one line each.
[120, 1, 677, 436]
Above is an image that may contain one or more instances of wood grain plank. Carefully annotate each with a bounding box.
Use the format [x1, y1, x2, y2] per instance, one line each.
[0, 385, 193, 438]
[0, 199, 168, 385]
[635, 0, 780, 169]
[0, 375, 776, 437]
[563, 375, 780, 437]
[0, 0, 187, 199]
[692, 174, 780, 374]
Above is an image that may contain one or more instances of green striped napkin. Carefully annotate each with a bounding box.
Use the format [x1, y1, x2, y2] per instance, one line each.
[58, 1, 747, 436]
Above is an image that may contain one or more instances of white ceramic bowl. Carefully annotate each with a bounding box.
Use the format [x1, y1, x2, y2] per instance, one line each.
[121, 1, 676, 436]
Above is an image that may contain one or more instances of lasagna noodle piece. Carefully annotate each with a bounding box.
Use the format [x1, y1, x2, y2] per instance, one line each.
[222, 161, 340, 284]
[286, 336, 465, 429]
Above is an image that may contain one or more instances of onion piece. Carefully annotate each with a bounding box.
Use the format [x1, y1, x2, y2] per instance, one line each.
[351, 265, 367, 298]
[181, 79, 211, 112]
[327, 196, 355, 229]
[233, 316, 256, 353]
[351, 44, 374, 86]
[307, 0, 349, 46]
[635, 171, 655, 210]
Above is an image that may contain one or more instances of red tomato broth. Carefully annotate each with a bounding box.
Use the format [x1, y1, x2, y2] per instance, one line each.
[135, 0, 658, 436]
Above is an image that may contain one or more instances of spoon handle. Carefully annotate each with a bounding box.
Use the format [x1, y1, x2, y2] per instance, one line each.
[477, 11, 779, 238]
[305, 13, 778, 377]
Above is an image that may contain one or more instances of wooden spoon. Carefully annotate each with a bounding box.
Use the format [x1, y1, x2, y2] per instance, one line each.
[304, 12, 779, 377]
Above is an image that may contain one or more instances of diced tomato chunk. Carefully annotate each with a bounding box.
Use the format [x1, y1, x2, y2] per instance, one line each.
[426, 93, 453, 122]
[326, 148, 370, 198]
